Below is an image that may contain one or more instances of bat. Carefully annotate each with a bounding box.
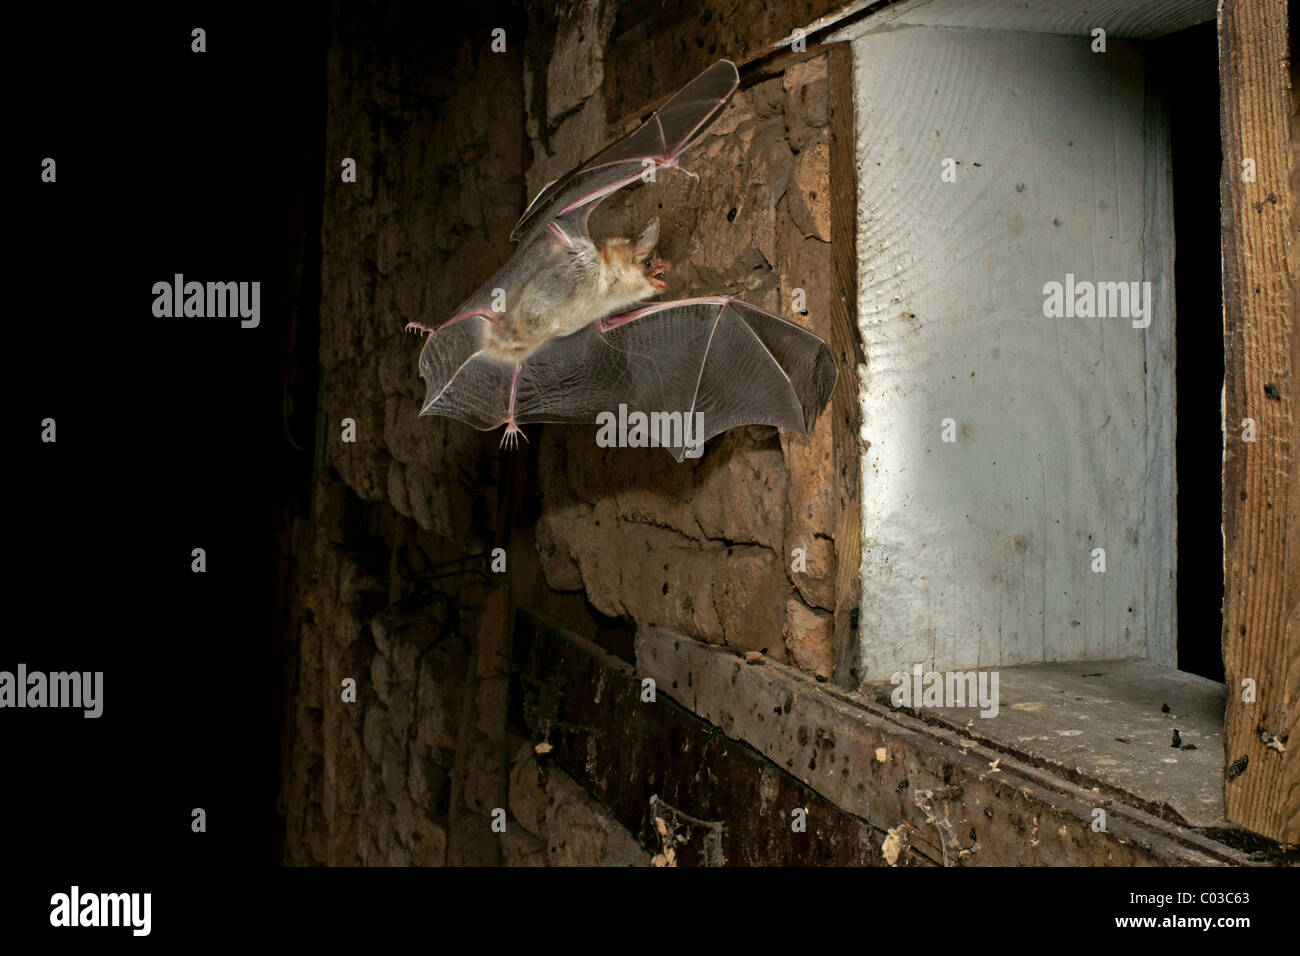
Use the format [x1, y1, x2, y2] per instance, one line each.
[407, 59, 837, 461]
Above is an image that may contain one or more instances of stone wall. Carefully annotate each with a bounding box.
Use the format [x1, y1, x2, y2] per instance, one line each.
[280, 0, 839, 865]
[280, 0, 525, 865]
[527, 2, 839, 677]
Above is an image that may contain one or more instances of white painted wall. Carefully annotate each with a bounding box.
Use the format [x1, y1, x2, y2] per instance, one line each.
[838, 25, 1177, 681]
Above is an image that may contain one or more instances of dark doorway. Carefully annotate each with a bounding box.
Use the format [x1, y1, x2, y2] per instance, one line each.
[1150, 22, 1225, 682]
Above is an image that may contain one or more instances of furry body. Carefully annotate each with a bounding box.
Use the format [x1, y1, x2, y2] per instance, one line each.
[481, 226, 666, 363]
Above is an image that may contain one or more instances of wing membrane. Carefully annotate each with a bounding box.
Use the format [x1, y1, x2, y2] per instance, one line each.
[511, 60, 739, 243]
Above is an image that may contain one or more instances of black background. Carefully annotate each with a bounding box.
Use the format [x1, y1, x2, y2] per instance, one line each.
[12, 0, 319, 890]
[1153, 22, 1226, 683]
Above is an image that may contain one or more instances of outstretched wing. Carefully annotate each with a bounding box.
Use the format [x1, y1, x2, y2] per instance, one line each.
[511, 60, 739, 245]
[416, 297, 838, 461]
[414, 317, 514, 430]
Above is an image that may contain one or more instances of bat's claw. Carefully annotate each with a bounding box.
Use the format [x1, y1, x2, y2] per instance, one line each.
[499, 421, 528, 450]
[405, 321, 436, 337]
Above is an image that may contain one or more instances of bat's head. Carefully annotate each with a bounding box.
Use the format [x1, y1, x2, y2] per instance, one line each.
[601, 218, 670, 298]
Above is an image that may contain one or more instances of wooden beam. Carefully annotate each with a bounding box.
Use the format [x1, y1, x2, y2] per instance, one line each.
[842, 0, 1216, 38]
[510, 609, 889, 865]
[827, 42, 864, 687]
[1218, 0, 1299, 844]
[637, 624, 1257, 865]
[511, 609, 1253, 864]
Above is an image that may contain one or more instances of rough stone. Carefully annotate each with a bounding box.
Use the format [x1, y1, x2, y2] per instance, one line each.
[788, 142, 832, 241]
[508, 742, 649, 865]
[544, 760, 651, 866]
[546, 0, 614, 121]
[783, 598, 835, 679]
[409, 818, 449, 866]
[535, 505, 586, 591]
[716, 547, 790, 658]
[475, 676, 510, 739]
[692, 433, 788, 550]
[789, 533, 836, 611]
[462, 737, 506, 817]
[501, 828, 548, 866]
[784, 57, 830, 151]
[507, 743, 550, 836]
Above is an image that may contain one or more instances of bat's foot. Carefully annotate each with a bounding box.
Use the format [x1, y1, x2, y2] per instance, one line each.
[499, 421, 528, 450]
[405, 321, 436, 337]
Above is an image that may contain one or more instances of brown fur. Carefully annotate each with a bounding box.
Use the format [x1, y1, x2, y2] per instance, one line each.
[481, 222, 668, 362]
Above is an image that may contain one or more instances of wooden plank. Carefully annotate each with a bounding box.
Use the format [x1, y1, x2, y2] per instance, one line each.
[827, 42, 865, 687]
[842, 26, 1177, 679]
[1218, 0, 1300, 844]
[863, 661, 1228, 829]
[511, 609, 891, 865]
[636, 624, 1257, 865]
[844, 0, 1215, 38]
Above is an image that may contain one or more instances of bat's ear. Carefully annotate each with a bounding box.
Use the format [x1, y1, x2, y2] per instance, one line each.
[633, 217, 660, 258]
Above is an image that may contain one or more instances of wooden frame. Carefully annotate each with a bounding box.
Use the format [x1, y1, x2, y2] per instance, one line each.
[1218, 0, 1298, 844]
[827, 42, 866, 688]
[512, 609, 1254, 864]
